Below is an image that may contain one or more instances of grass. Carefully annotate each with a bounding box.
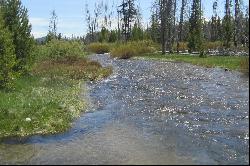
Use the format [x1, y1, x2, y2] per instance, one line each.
[0, 76, 84, 138]
[0, 55, 112, 139]
[86, 42, 111, 54]
[136, 53, 249, 72]
[240, 57, 249, 74]
[110, 41, 156, 59]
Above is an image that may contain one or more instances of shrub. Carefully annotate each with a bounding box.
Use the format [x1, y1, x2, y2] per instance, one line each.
[111, 40, 156, 59]
[86, 42, 110, 54]
[173, 42, 189, 52]
[240, 57, 249, 75]
[205, 41, 224, 50]
[199, 50, 208, 58]
[111, 45, 136, 59]
[33, 39, 85, 61]
[132, 40, 156, 55]
[0, 14, 17, 89]
[32, 57, 112, 81]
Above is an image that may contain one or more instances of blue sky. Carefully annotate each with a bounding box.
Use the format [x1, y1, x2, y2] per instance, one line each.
[21, 0, 249, 38]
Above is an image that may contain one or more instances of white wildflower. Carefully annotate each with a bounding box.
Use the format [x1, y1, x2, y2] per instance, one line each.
[25, 118, 32, 122]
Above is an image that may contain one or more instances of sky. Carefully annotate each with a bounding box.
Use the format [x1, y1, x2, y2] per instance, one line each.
[21, 0, 249, 39]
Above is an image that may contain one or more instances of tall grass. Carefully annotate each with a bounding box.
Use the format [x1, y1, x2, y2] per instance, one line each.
[86, 42, 111, 54]
[32, 39, 85, 62]
[240, 57, 249, 74]
[111, 40, 156, 59]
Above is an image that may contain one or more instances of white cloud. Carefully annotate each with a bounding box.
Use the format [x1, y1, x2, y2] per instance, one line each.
[30, 17, 49, 27]
[32, 31, 47, 38]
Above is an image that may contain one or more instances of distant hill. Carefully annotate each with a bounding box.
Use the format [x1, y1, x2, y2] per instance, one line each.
[35, 36, 46, 44]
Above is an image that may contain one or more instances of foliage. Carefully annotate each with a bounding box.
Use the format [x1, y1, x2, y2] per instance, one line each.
[205, 41, 224, 50]
[86, 42, 111, 54]
[32, 39, 85, 61]
[111, 40, 156, 59]
[1, 0, 34, 73]
[99, 27, 109, 43]
[111, 44, 136, 59]
[118, 0, 137, 41]
[188, 0, 204, 53]
[0, 76, 85, 138]
[240, 57, 249, 74]
[0, 12, 16, 89]
[108, 30, 118, 43]
[32, 57, 112, 81]
[131, 23, 144, 41]
[173, 42, 188, 52]
[0, 53, 112, 139]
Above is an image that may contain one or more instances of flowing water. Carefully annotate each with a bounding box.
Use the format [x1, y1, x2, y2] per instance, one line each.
[0, 54, 249, 165]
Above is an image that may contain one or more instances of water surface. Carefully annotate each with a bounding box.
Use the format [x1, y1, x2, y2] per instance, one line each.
[0, 54, 249, 165]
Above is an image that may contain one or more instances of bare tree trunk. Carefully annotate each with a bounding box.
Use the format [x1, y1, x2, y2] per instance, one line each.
[160, 0, 166, 54]
[166, 0, 173, 53]
[170, 0, 177, 53]
[234, 0, 240, 48]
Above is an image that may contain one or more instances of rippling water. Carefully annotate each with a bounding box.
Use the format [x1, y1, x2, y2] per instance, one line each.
[0, 54, 249, 165]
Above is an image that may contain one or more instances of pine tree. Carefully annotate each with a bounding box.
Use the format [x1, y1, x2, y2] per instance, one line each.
[188, 0, 204, 53]
[150, 9, 160, 43]
[108, 30, 118, 43]
[131, 22, 143, 41]
[0, 11, 16, 88]
[2, 0, 34, 73]
[177, 0, 187, 53]
[222, 0, 233, 48]
[234, 0, 241, 48]
[99, 27, 109, 42]
[118, 0, 137, 41]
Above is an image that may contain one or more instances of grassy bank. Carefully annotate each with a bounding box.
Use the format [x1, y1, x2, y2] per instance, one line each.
[136, 53, 249, 72]
[86, 41, 158, 59]
[0, 40, 112, 139]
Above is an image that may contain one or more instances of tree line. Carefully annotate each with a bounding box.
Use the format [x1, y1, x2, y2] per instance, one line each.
[84, 0, 249, 54]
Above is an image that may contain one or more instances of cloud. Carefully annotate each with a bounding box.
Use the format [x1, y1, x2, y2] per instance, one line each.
[32, 31, 47, 38]
[30, 17, 49, 27]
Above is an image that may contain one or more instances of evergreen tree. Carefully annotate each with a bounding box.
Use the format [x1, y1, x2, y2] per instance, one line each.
[188, 0, 204, 53]
[118, 0, 137, 41]
[222, 0, 233, 48]
[99, 27, 109, 42]
[150, 9, 160, 43]
[177, 0, 187, 53]
[0, 11, 16, 88]
[108, 30, 118, 43]
[2, 0, 34, 73]
[234, 0, 241, 47]
[131, 22, 143, 41]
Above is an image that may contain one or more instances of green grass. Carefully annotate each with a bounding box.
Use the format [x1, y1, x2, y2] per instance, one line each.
[0, 76, 84, 138]
[0, 56, 112, 139]
[136, 53, 249, 71]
